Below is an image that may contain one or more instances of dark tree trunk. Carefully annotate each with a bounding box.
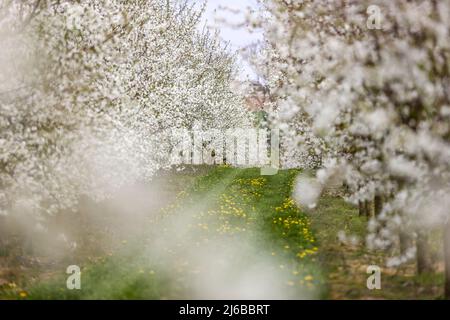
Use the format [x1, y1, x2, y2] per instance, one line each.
[364, 200, 373, 217]
[444, 222, 450, 299]
[416, 230, 433, 274]
[359, 201, 364, 216]
[374, 195, 383, 216]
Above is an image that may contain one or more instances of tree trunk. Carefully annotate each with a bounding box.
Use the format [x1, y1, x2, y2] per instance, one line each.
[364, 200, 371, 217]
[416, 230, 433, 274]
[365, 200, 373, 217]
[444, 222, 450, 299]
[374, 195, 383, 216]
[359, 201, 364, 216]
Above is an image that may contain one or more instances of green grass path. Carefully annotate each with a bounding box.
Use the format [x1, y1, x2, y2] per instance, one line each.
[18, 166, 325, 299]
[3, 166, 443, 300]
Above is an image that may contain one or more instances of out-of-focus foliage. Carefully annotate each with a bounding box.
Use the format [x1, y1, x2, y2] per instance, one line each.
[0, 0, 251, 219]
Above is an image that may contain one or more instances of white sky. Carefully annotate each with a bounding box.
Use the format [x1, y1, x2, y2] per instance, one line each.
[199, 0, 263, 80]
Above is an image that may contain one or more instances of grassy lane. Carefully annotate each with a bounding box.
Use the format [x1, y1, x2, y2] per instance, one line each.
[2, 166, 443, 299]
[15, 166, 324, 299]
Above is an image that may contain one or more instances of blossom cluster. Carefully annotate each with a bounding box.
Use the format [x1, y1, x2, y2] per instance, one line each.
[251, 0, 450, 254]
[0, 0, 251, 220]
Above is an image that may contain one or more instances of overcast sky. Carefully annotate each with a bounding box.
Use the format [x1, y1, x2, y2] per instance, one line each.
[200, 0, 263, 80]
